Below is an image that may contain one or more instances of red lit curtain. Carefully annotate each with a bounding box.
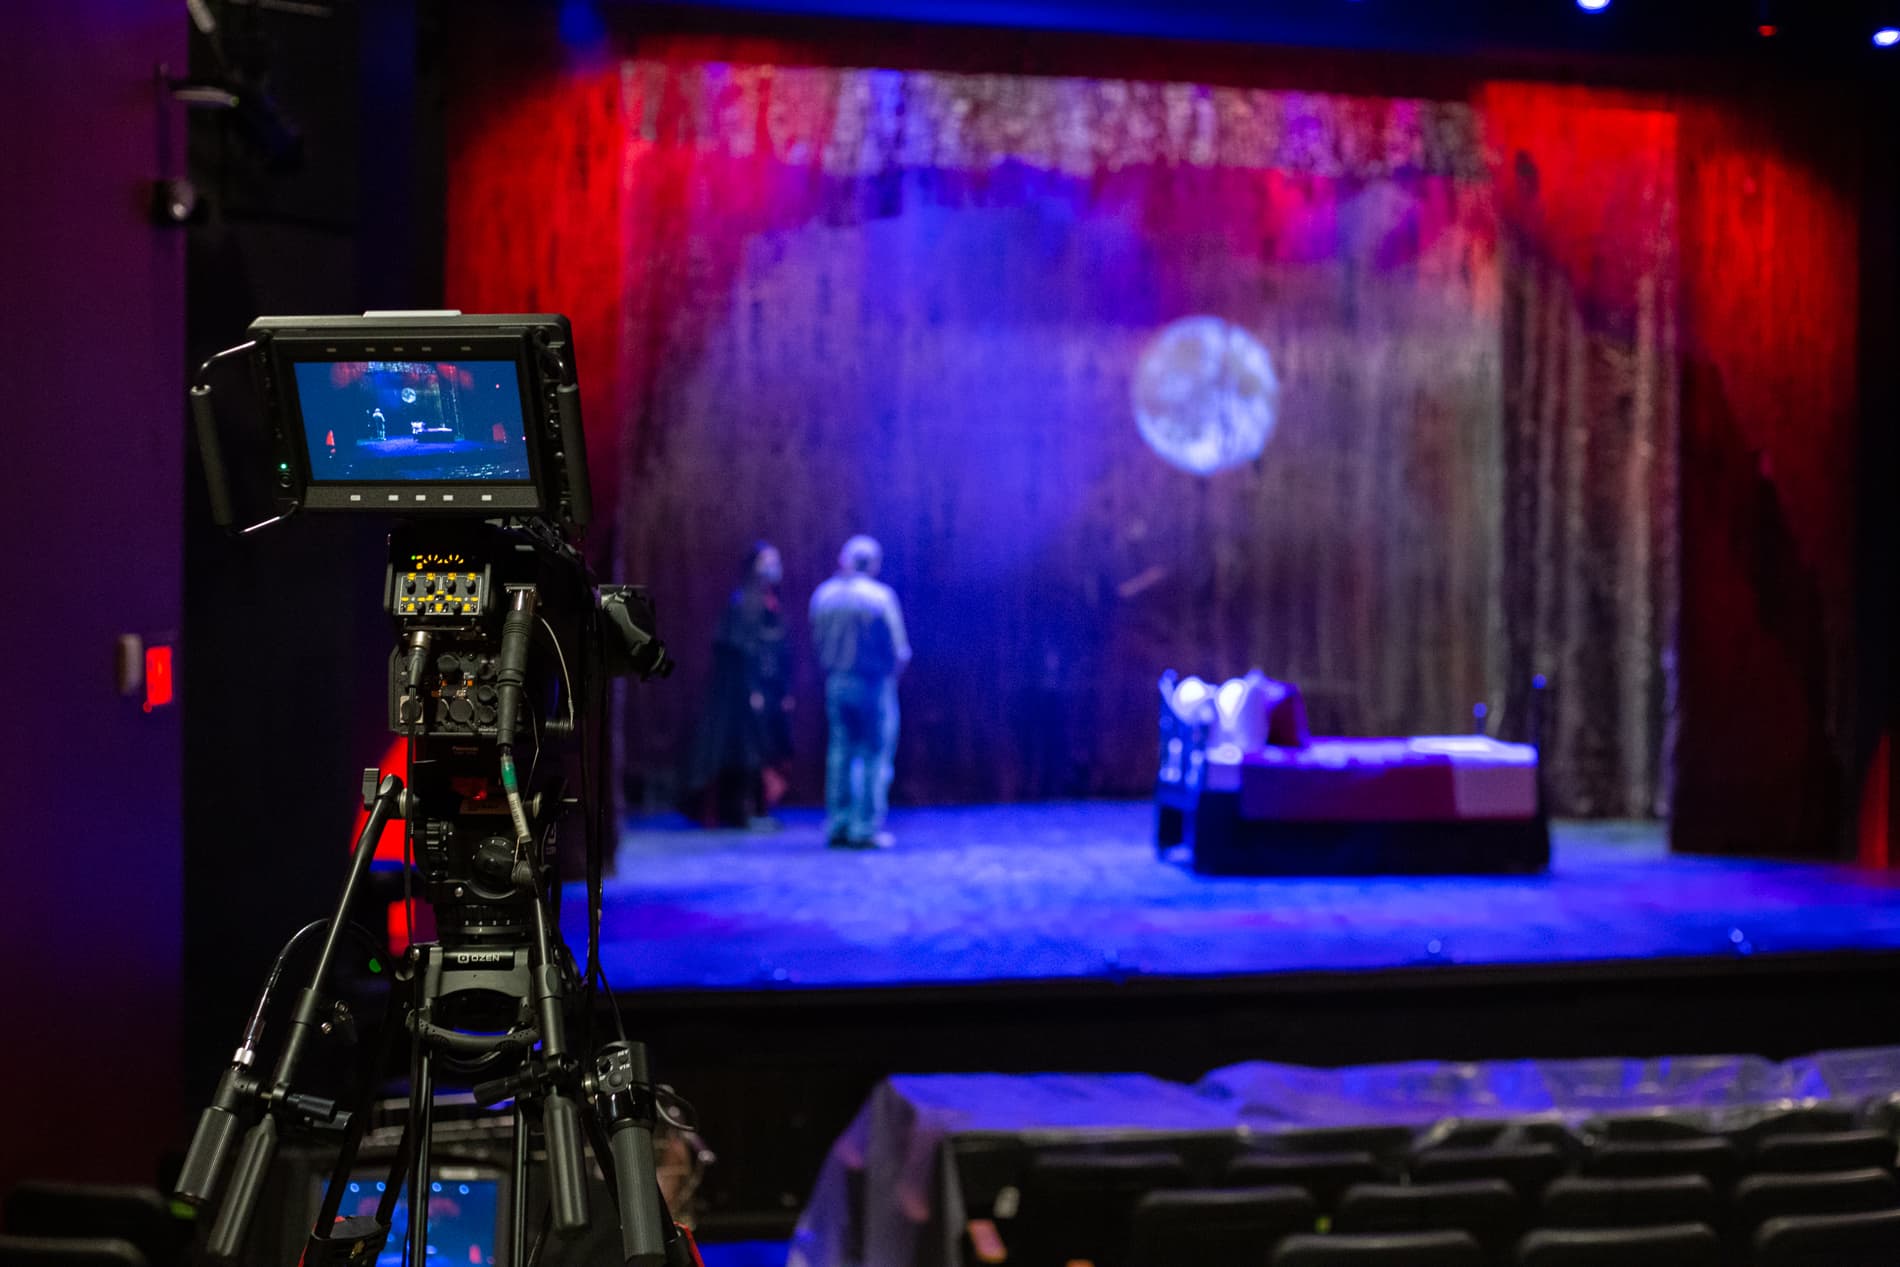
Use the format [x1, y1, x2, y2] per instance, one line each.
[1483, 84, 1681, 817]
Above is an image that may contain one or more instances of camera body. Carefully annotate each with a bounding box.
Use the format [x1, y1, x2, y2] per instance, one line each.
[385, 519, 592, 957]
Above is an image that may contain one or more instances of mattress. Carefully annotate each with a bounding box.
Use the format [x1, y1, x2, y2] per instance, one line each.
[1203, 735, 1540, 822]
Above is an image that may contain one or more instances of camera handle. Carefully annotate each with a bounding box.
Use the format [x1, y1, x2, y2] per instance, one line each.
[190, 340, 302, 536]
[525, 860, 593, 1233]
[187, 341, 251, 529]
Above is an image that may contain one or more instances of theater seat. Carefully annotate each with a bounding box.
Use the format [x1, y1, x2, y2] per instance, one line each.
[1229, 1152, 1387, 1212]
[0, 1238, 150, 1267]
[1730, 1166, 1900, 1233]
[1752, 1207, 1900, 1266]
[1261, 1126, 1416, 1158]
[1731, 1107, 1859, 1148]
[1270, 1229, 1485, 1265]
[1590, 1115, 1713, 1142]
[1539, 1174, 1721, 1229]
[1752, 1130, 1896, 1174]
[1512, 1222, 1721, 1265]
[1015, 1149, 1191, 1267]
[1129, 1186, 1318, 1267]
[1231, 1132, 1413, 1208]
[1, 1185, 181, 1267]
[1334, 1180, 1524, 1256]
[1581, 1138, 1740, 1187]
[1411, 1144, 1569, 1198]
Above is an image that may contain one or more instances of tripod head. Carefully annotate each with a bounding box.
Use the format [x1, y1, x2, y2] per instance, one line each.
[389, 519, 595, 951]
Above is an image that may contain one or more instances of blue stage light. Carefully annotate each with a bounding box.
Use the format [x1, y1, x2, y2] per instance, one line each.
[1876, 27, 1900, 46]
[1577, 0, 1610, 10]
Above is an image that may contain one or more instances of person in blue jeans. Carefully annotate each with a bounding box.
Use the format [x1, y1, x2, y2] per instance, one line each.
[809, 535, 911, 849]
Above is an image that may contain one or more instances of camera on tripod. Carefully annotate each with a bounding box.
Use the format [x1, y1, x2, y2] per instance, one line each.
[178, 313, 692, 1267]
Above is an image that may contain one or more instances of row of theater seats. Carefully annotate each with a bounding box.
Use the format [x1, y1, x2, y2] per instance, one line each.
[957, 1105, 1900, 1267]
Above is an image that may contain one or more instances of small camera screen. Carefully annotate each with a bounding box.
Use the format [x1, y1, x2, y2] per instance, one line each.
[295, 360, 532, 484]
[329, 1173, 500, 1265]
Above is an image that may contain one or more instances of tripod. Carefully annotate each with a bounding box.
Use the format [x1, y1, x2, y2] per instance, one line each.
[176, 524, 690, 1267]
[177, 770, 694, 1266]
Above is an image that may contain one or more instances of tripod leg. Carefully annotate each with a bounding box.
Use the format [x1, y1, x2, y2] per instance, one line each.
[198, 776, 408, 1261]
[268, 776, 407, 1097]
[511, 1103, 530, 1267]
[311, 978, 411, 1240]
[409, 1036, 435, 1267]
[528, 890, 590, 1234]
[657, 1185, 706, 1267]
[370, 974, 427, 1238]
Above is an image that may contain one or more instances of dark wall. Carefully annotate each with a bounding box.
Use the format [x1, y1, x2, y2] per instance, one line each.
[181, 0, 443, 1095]
[628, 0, 1897, 59]
[2, 0, 185, 1193]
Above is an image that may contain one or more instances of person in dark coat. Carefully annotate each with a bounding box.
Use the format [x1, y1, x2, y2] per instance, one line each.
[680, 542, 794, 827]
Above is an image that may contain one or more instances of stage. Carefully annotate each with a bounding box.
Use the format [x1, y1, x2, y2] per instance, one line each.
[579, 802, 1900, 994]
[569, 803, 1900, 1233]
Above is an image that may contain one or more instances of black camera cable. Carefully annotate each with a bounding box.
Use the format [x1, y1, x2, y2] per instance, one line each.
[399, 630, 432, 953]
[241, 917, 382, 1067]
[494, 587, 538, 852]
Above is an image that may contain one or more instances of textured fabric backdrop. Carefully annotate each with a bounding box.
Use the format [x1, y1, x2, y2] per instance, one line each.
[447, 47, 1682, 816]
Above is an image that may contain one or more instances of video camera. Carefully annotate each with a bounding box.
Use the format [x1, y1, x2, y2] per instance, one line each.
[179, 314, 687, 1267]
[192, 310, 667, 923]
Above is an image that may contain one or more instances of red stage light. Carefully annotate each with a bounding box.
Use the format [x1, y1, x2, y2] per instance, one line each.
[1757, 23, 1778, 36]
[142, 644, 173, 712]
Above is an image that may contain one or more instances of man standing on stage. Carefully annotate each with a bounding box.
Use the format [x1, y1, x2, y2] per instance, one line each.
[810, 535, 911, 849]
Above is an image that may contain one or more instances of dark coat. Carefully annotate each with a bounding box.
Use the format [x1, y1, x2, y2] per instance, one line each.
[680, 584, 792, 803]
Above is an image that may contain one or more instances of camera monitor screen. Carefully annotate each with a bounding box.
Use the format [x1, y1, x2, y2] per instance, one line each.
[294, 360, 532, 485]
[328, 1172, 502, 1265]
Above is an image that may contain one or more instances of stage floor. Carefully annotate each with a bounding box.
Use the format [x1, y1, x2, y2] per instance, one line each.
[575, 802, 1900, 993]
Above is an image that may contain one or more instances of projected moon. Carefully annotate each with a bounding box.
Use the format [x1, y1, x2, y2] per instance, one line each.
[1132, 317, 1280, 475]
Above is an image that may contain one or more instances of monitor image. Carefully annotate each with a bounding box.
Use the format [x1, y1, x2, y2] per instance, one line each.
[293, 359, 533, 485]
[328, 1171, 503, 1266]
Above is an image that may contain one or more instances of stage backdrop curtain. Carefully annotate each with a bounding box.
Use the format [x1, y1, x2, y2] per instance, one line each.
[1482, 83, 1680, 817]
[447, 44, 1681, 816]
